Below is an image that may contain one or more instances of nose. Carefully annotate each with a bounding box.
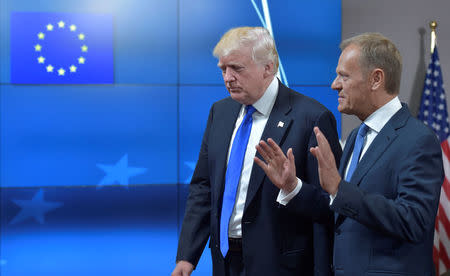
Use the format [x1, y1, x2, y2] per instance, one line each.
[331, 76, 341, 91]
[223, 68, 235, 83]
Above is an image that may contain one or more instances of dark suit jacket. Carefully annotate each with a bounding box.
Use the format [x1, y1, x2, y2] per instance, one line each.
[332, 104, 444, 276]
[176, 81, 342, 276]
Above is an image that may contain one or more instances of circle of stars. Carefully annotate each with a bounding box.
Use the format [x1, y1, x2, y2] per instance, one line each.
[34, 20, 88, 76]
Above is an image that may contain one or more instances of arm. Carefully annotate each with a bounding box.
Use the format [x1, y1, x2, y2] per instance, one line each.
[311, 126, 444, 243]
[332, 133, 443, 243]
[255, 110, 341, 223]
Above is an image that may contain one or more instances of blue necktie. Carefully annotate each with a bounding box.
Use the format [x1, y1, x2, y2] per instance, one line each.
[220, 105, 256, 257]
[345, 123, 369, 182]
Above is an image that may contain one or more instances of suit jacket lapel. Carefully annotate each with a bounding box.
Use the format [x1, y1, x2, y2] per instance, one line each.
[244, 81, 292, 211]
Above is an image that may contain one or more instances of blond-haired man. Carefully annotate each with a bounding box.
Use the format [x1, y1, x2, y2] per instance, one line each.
[173, 27, 341, 276]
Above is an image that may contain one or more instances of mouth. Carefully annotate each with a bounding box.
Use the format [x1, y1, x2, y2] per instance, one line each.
[228, 87, 241, 93]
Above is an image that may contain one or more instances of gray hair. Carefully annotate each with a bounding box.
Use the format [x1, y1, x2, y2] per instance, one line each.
[341, 32, 402, 95]
[213, 26, 279, 75]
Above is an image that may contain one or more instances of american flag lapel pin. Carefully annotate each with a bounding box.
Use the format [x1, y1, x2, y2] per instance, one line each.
[277, 121, 284, 128]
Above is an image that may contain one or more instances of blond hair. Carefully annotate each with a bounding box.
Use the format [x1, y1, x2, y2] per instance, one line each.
[213, 26, 279, 74]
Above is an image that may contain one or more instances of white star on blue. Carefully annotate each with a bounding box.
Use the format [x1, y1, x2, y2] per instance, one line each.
[96, 154, 147, 187]
[9, 189, 63, 225]
[184, 161, 196, 184]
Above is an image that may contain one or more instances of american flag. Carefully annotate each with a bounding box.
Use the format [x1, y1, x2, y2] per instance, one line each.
[418, 46, 450, 275]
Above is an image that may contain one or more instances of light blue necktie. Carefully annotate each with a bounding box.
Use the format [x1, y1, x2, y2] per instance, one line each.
[220, 105, 256, 258]
[345, 123, 369, 182]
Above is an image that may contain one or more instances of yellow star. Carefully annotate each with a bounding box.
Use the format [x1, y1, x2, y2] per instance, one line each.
[69, 24, 77, 31]
[58, 68, 65, 76]
[37, 56, 45, 64]
[38, 32, 45, 39]
[78, 57, 85, 64]
[46, 64, 54, 72]
[81, 45, 88, 52]
[58, 21, 65, 28]
[34, 44, 42, 51]
[69, 65, 77, 73]
[78, 33, 85, 40]
[46, 24, 54, 31]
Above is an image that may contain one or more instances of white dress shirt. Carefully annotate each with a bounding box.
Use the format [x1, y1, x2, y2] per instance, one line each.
[228, 77, 294, 238]
[330, 96, 402, 204]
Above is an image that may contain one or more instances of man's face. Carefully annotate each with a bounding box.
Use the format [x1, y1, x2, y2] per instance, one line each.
[331, 44, 371, 119]
[218, 47, 268, 105]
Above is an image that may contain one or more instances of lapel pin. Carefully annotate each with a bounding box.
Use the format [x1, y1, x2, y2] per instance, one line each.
[277, 121, 284, 128]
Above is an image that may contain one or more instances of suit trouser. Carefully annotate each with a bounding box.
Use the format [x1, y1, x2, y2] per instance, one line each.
[225, 238, 245, 276]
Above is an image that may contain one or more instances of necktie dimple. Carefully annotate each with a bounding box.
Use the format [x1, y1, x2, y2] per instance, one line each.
[220, 105, 256, 258]
[345, 123, 369, 182]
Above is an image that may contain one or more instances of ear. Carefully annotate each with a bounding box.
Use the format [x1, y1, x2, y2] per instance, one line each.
[370, 68, 384, 91]
[263, 62, 275, 78]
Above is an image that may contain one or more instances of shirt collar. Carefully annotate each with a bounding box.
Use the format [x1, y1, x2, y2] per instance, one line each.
[364, 96, 402, 133]
[251, 77, 279, 116]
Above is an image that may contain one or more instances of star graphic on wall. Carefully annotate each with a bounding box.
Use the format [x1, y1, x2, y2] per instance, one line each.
[184, 161, 196, 184]
[96, 154, 147, 188]
[9, 189, 63, 225]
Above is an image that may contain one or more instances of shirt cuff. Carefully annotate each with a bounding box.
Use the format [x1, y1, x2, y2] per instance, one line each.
[276, 178, 302, 206]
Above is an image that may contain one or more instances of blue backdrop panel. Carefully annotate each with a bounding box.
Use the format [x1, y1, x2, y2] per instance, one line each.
[1, 85, 177, 187]
[0, 185, 178, 275]
[0, 0, 177, 84]
[179, 0, 341, 85]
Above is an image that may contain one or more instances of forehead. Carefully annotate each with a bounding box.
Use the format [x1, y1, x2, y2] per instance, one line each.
[337, 44, 361, 71]
[217, 47, 253, 67]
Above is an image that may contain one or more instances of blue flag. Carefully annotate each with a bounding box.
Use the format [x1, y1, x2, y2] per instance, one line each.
[11, 12, 113, 84]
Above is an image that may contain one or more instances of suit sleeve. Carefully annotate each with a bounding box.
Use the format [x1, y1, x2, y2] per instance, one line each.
[285, 110, 342, 224]
[331, 132, 444, 243]
[176, 105, 213, 266]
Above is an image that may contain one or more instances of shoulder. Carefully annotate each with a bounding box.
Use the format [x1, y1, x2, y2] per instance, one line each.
[396, 113, 441, 151]
[282, 85, 331, 116]
[210, 96, 239, 113]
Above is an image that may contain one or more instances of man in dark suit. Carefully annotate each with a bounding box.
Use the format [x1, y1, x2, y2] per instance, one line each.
[172, 27, 341, 276]
[307, 33, 443, 275]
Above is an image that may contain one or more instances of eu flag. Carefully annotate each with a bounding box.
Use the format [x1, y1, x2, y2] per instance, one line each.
[11, 12, 113, 84]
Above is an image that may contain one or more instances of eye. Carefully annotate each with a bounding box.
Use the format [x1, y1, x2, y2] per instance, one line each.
[338, 73, 348, 81]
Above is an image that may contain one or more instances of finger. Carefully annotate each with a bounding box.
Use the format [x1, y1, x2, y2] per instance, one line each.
[254, 156, 269, 174]
[267, 138, 284, 159]
[258, 140, 274, 162]
[287, 148, 295, 166]
[310, 146, 321, 162]
[314, 127, 332, 153]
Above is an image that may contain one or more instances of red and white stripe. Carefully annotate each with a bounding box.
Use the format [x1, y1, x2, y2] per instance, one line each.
[434, 137, 450, 275]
